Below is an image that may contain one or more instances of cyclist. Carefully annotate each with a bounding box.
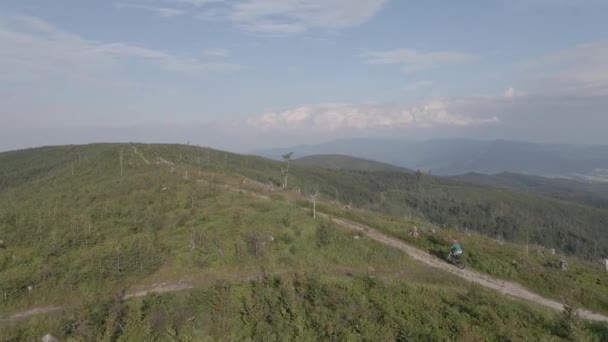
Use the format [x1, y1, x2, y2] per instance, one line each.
[450, 239, 463, 260]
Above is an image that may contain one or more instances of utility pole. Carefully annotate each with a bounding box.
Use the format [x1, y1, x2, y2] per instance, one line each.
[38, 210, 42, 242]
[119, 148, 124, 177]
[116, 246, 121, 273]
[86, 220, 91, 246]
[281, 152, 294, 189]
[311, 190, 320, 219]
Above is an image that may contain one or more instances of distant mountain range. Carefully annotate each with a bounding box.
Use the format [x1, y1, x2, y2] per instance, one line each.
[255, 138, 608, 182]
[294, 154, 412, 173]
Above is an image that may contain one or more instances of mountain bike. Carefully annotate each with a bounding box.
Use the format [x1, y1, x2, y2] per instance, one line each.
[447, 251, 465, 269]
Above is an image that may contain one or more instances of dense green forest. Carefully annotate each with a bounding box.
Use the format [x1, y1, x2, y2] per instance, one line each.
[1, 143, 608, 340]
[250, 154, 608, 259]
[452, 172, 608, 209]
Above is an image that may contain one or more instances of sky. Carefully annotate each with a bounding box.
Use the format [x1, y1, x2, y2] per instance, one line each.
[1, 0, 608, 152]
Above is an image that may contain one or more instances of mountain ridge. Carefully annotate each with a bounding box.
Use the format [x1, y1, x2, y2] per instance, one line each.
[254, 138, 608, 181]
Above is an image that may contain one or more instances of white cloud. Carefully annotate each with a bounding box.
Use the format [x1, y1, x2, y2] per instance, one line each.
[203, 47, 231, 57]
[114, 3, 186, 17]
[405, 80, 434, 92]
[519, 41, 608, 96]
[229, 0, 387, 34]
[161, 0, 225, 6]
[503, 87, 526, 98]
[0, 14, 241, 77]
[0, 13, 243, 127]
[248, 102, 499, 132]
[507, 0, 602, 8]
[115, 0, 387, 35]
[362, 48, 477, 73]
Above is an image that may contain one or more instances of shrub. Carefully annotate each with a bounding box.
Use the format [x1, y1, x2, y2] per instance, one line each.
[316, 221, 334, 247]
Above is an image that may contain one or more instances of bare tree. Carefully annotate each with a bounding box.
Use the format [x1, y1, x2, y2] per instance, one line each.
[281, 152, 294, 189]
[311, 189, 320, 219]
[86, 219, 92, 246]
[119, 148, 124, 177]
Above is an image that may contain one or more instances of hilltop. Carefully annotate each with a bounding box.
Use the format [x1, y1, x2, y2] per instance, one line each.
[1, 143, 608, 340]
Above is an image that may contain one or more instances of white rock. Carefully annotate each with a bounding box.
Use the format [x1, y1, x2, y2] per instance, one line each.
[41, 333, 59, 342]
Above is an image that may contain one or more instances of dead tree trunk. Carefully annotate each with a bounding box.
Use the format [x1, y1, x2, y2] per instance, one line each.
[281, 152, 293, 189]
[116, 246, 121, 273]
[119, 148, 124, 177]
[311, 190, 320, 219]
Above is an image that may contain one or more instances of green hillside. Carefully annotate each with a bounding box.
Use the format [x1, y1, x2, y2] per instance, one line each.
[1, 143, 608, 340]
[452, 172, 608, 209]
[248, 154, 608, 260]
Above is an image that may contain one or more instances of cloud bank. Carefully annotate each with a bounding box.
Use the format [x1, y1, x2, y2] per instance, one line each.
[248, 101, 499, 132]
[362, 48, 477, 73]
[116, 0, 388, 35]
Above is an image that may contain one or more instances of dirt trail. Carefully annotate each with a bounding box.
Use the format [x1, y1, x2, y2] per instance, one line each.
[324, 214, 608, 323]
[122, 282, 193, 300]
[0, 305, 63, 324]
[132, 146, 150, 165]
[222, 183, 608, 322]
[1, 270, 291, 324]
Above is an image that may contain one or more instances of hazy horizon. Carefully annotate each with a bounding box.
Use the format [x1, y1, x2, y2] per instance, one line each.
[4, 126, 608, 155]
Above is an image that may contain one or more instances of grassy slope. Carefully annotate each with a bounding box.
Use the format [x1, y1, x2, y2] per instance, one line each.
[0, 143, 607, 340]
[0, 145, 419, 312]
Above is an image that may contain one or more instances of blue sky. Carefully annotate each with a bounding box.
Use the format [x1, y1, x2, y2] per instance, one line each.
[1, 0, 608, 151]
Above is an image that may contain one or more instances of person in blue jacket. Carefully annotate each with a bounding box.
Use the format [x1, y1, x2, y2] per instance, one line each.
[450, 240, 463, 259]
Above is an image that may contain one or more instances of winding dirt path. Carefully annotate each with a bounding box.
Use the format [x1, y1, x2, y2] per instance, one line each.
[0, 270, 291, 324]
[132, 146, 150, 165]
[122, 282, 193, 300]
[325, 214, 608, 323]
[1, 305, 63, 323]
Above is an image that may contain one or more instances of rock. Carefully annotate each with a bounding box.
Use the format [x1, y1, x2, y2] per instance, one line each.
[410, 226, 419, 239]
[560, 257, 568, 271]
[41, 333, 59, 342]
